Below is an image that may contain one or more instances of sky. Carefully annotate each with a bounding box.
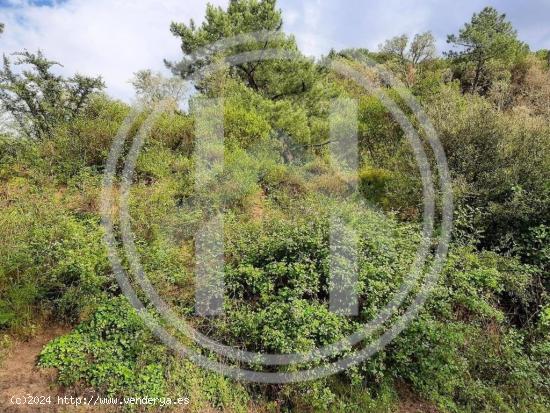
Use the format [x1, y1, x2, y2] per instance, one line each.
[1, 0, 549, 101]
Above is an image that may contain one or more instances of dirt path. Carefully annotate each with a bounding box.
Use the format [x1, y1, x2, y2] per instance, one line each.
[0, 327, 70, 412]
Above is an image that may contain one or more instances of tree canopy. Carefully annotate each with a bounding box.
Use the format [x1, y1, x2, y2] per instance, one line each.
[0, 50, 104, 139]
[168, 0, 317, 99]
[379, 32, 436, 65]
[446, 6, 527, 93]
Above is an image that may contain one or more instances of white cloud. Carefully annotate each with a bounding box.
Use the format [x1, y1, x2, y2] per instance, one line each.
[0, 0, 227, 101]
[281, 0, 339, 57]
[280, 0, 435, 56]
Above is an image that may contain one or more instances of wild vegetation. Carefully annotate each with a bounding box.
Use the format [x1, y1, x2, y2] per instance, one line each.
[0, 2, 548, 412]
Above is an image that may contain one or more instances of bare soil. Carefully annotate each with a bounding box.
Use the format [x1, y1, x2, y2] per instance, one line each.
[0, 326, 75, 412]
[395, 382, 440, 413]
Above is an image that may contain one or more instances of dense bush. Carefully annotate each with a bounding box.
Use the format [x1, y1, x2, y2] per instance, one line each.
[39, 296, 251, 412]
[0, 1, 548, 412]
[0, 167, 113, 332]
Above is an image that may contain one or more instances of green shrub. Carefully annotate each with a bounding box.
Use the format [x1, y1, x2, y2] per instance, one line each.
[53, 96, 127, 171]
[0, 173, 113, 330]
[358, 165, 393, 205]
[39, 297, 167, 397]
[149, 111, 194, 151]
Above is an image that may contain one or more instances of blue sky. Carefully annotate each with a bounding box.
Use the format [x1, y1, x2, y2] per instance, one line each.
[1, 0, 548, 100]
